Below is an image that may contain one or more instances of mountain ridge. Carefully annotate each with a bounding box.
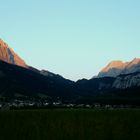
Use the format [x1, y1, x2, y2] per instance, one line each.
[0, 39, 140, 105]
[97, 58, 140, 78]
[0, 39, 27, 68]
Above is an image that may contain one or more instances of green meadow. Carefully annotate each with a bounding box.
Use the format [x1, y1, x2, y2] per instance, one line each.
[0, 109, 140, 140]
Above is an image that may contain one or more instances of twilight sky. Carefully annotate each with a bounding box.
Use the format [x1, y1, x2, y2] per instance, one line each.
[0, 0, 140, 80]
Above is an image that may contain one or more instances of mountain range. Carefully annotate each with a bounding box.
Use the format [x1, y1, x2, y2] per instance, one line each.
[0, 39, 140, 105]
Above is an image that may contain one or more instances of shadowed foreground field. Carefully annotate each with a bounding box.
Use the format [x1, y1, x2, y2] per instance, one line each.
[0, 109, 140, 140]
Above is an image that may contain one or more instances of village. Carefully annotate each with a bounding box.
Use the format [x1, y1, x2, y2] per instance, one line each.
[0, 98, 134, 110]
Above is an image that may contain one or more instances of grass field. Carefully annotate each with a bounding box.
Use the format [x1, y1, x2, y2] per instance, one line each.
[0, 109, 140, 140]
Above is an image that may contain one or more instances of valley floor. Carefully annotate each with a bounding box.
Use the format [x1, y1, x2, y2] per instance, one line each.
[0, 109, 140, 140]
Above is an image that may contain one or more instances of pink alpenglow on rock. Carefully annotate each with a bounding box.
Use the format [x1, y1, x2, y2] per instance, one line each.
[0, 39, 28, 68]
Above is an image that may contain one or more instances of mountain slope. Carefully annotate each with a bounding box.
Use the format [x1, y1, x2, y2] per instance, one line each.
[76, 72, 140, 105]
[121, 58, 140, 75]
[0, 55, 140, 104]
[0, 39, 27, 68]
[0, 39, 79, 101]
[113, 72, 140, 89]
[0, 60, 78, 101]
[97, 58, 140, 78]
[98, 61, 127, 77]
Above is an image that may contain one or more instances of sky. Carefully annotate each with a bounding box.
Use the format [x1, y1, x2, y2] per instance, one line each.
[0, 0, 140, 81]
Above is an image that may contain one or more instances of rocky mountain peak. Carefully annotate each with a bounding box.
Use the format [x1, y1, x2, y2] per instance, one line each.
[102, 61, 126, 73]
[126, 58, 140, 68]
[0, 39, 28, 68]
[97, 58, 140, 78]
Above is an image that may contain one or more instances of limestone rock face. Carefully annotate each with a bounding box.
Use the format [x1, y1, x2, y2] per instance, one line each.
[98, 58, 140, 78]
[121, 58, 140, 75]
[98, 61, 127, 77]
[112, 73, 140, 89]
[0, 39, 27, 68]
